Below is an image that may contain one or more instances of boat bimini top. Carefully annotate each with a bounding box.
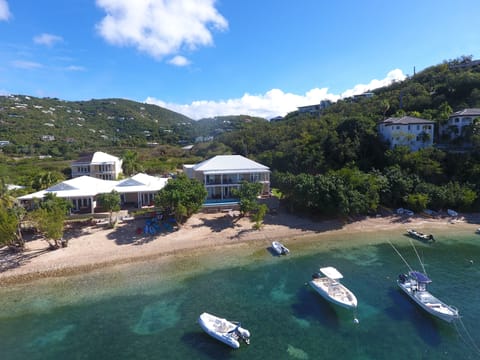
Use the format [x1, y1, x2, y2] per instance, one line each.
[320, 267, 344, 280]
[409, 271, 432, 284]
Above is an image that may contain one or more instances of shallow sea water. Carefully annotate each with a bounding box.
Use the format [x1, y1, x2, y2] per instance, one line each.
[0, 228, 479, 359]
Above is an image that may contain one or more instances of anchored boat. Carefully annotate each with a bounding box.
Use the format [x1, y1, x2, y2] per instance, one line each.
[198, 312, 250, 349]
[397, 271, 459, 323]
[309, 266, 358, 310]
[406, 229, 435, 243]
[390, 241, 459, 323]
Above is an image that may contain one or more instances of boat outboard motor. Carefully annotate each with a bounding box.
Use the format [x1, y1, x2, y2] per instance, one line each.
[236, 327, 250, 344]
[312, 272, 321, 279]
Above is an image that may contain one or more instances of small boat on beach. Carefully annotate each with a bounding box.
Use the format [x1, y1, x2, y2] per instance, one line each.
[198, 312, 250, 349]
[447, 209, 458, 217]
[271, 241, 290, 255]
[397, 271, 459, 323]
[406, 229, 435, 243]
[309, 266, 358, 310]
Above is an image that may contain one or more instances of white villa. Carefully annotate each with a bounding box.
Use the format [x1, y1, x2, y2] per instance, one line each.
[18, 173, 168, 214]
[183, 155, 270, 203]
[440, 108, 480, 141]
[378, 116, 435, 151]
[71, 151, 123, 180]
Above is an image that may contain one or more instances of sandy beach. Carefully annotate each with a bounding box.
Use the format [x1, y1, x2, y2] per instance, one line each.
[1, 210, 479, 285]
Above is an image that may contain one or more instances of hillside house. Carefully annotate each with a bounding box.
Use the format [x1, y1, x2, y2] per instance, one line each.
[440, 108, 480, 142]
[378, 116, 435, 151]
[183, 155, 270, 203]
[297, 100, 331, 116]
[71, 151, 123, 180]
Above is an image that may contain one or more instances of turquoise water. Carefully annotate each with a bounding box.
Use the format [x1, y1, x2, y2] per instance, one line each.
[0, 230, 479, 359]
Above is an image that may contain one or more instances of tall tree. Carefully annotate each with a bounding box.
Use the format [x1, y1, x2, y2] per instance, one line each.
[97, 190, 121, 226]
[232, 181, 263, 216]
[122, 150, 142, 176]
[31, 193, 71, 249]
[155, 174, 207, 224]
[0, 205, 25, 250]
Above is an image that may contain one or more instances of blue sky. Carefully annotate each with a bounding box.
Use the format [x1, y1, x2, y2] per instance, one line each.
[0, 0, 479, 119]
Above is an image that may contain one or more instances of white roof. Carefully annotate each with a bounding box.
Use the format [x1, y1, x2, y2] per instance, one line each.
[91, 151, 121, 164]
[320, 267, 343, 280]
[114, 173, 169, 193]
[18, 174, 168, 200]
[192, 155, 269, 175]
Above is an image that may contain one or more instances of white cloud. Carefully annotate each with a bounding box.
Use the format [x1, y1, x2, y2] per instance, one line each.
[95, 0, 228, 60]
[66, 65, 86, 71]
[0, 0, 11, 21]
[168, 55, 190, 67]
[11, 60, 43, 69]
[145, 69, 406, 120]
[33, 33, 64, 47]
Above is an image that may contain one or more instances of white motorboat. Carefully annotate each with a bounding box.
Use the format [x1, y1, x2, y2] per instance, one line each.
[390, 240, 460, 323]
[198, 312, 250, 349]
[309, 266, 358, 309]
[397, 271, 459, 323]
[271, 241, 290, 255]
[406, 229, 435, 243]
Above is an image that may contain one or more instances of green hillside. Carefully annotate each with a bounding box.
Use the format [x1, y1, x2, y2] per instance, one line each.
[0, 96, 195, 158]
[198, 57, 480, 214]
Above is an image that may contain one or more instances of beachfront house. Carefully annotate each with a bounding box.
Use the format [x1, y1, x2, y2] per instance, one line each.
[183, 155, 270, 204]
[71, 151, 123, 180]
[378, 116, 435, 151]
[440, 108, 480, 142]
[18, 173, 168, 214]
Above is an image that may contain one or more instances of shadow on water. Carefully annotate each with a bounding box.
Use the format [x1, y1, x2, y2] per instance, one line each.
[181, 331, 236, 359]
[386, 288, 443, 346]
[291, 286, 341, 330]
[266, 246, 283, 257]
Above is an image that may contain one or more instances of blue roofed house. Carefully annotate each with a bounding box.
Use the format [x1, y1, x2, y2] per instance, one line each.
[183, 155, 270, 204]
[378, 116, 435, 151]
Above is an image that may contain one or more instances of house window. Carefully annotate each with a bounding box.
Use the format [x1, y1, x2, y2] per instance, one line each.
[455, 118, 459, 123]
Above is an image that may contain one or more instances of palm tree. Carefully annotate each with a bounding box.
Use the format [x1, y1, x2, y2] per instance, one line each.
[121, 150, 142, 176]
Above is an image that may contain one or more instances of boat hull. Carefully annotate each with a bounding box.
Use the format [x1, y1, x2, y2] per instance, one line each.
[309, 279, 357, 310]
[397, 281, 459, 323]
[198, 312, 250, 349]
[271, 241, 289, 255]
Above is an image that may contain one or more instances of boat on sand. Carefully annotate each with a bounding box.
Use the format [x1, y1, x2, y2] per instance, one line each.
[198, 312, 250, 349]
[309, 266, 358, 310]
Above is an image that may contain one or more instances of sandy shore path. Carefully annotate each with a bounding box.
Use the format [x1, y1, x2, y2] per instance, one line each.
[1, 211, 479, 285]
